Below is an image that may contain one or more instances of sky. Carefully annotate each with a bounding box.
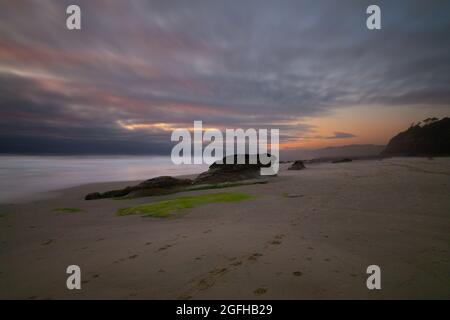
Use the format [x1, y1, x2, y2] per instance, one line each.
[0, 0, 449, 155]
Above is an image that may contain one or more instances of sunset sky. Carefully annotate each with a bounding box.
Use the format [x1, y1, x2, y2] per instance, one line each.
[0, 0, 449, 155]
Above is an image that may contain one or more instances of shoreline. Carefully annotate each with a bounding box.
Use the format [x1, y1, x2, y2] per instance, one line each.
[1, 156, 447, 205]
[0, 174, 204, 206]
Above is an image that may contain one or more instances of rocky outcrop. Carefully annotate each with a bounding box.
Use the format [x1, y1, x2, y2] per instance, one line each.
[288, 160, 306, 170]
[381, 117, 450, 157]
[193, 154, 274, 184]
[85, 176, 192, 200]
[85, 154, 275, 200]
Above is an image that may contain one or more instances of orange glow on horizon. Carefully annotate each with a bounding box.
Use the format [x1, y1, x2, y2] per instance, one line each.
[117, 103, 449, 150]
[279, 104, 450, 150]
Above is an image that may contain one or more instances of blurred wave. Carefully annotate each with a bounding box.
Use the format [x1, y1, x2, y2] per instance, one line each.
[0, 155, 207, 203]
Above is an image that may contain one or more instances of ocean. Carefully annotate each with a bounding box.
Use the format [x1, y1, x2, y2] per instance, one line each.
[0, 156, 208, 203]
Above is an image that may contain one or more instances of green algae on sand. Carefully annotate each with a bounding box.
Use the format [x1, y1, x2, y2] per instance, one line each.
[116, 192, 255, 218]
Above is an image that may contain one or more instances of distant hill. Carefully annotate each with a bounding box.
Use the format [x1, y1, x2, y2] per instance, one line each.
[381, 117, 450, 156]
[282, 144, 385, 160]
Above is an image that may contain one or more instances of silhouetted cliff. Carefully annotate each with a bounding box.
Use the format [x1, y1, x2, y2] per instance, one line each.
[381, 117, 450, 156]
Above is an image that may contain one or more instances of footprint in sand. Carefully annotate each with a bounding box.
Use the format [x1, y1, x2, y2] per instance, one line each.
[248, 253, 263, 261]
[254, 288, 267, 296]
[197, 279, 214, 290]
[41, 239, 54, 246]
[209, 268, 228, 276]
[113, 257, 126, 264]
[187, 267, 230, 294]
[157, 244, 173, 252]
[181, 264, 235, 298]
[269, 234, 285, 245]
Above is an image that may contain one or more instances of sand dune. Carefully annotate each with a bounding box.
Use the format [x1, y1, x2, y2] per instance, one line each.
[0, 158, 449, 299]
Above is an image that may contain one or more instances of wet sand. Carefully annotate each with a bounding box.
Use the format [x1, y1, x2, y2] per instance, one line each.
[0, 158, 449, 299]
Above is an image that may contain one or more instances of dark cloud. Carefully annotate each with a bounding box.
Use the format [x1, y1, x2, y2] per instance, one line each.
[294, 131, 356, 141]
[325, 132, 356, 140]
[0, 0, 449, 154]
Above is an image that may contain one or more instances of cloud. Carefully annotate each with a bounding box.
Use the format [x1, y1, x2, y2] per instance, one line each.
[0, 0, 449, 154]
[325, 132, 357, 139]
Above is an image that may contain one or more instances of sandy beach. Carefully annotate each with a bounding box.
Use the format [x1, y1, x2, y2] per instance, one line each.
[0, 157, 449, 300]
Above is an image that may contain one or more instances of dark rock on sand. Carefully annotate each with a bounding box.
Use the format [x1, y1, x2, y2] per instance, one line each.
[193, 154, 274, 184]
[85, 192, 102, 200]
[288, 160, 306, 170]
[85, 187, 134, 200]
[381, 117, 450, 156]
[137, 176, 192, 189]
[85, 154, 275, 200]
[331, 158, 352, 164]
[85, 176, 192, 200]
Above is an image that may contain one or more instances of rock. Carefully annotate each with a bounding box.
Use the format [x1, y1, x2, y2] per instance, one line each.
[381, 117, 450, 156]
[84, 155, 276, 200]
[137, 176, 192, 189]
[101, 187, 135, 198]
[288, 160, 306, 170]
[85, 192, 101, 200]
[193, 154, 274, 184]
[84, 176, 192, 200]
[331, 158, 352, 163]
